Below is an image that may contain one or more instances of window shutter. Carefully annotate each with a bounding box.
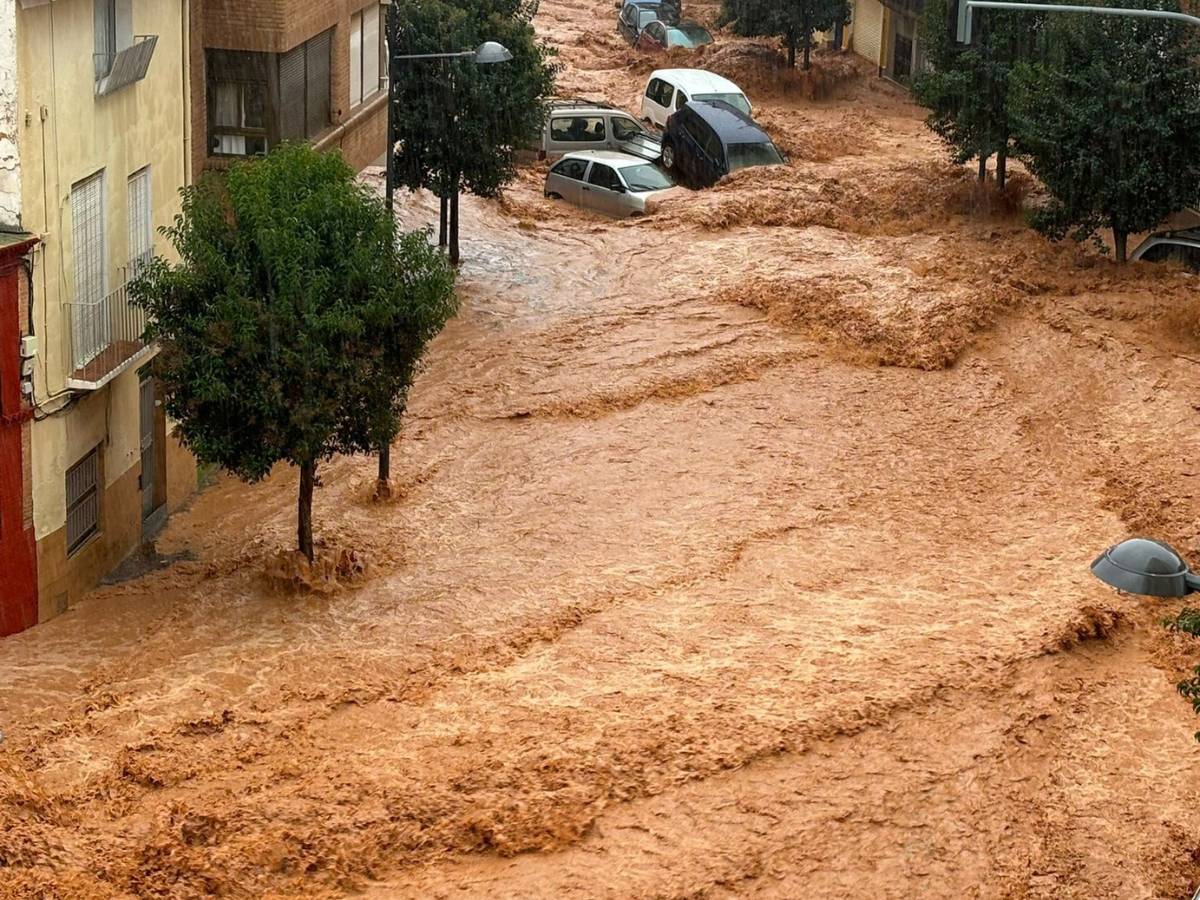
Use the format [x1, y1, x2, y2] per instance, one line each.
[278, 45, 306, 140]
[350, 13, 363, 106]
[127, 167, 152, 272]
[70, 172, 107, 369]
[66, 448, 100, 555]
[362, 6, 380, 99]
[305, 30, 331, 137]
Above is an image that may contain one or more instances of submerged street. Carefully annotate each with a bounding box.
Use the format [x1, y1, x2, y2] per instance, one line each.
[6, 0, 1200, 896]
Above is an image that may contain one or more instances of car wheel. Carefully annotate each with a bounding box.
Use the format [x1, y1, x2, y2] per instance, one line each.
[546, 192, 562, 200]
[661, 142, 676, 170]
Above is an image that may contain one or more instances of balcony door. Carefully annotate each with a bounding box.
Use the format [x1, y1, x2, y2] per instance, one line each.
[70, 171, 108, 371]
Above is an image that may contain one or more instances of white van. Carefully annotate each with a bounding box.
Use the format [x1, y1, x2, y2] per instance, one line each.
[640, 69, 752, 129]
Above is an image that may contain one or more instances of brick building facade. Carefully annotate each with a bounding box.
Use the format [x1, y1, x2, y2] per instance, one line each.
[189, 0, 389, 180]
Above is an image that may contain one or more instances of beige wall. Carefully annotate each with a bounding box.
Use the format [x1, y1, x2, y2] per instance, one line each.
[17, 0, 194, 609]
[851, 0, 885, 67]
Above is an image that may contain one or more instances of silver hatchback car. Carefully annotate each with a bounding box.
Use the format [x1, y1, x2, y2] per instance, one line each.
[544, 150, 679, 218]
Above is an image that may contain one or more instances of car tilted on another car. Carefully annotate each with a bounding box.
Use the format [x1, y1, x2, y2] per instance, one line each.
[544, 150, 679, 218]
[636, 21, 713, 52]
[540, 100, 663, 162]
[617, 0, 680, 44]
[660, 99, 784, 188]
[640, 68, 752, 129]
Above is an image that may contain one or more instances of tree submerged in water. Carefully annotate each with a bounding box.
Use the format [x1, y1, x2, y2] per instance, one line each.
[131, 143, 457, 561]
[719, 0, 849, 69]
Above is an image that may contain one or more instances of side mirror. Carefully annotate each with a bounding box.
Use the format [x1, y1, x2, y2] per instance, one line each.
[613, 184, 627, 193]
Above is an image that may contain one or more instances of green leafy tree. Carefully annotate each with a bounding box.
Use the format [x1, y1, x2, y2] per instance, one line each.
[720, 0, 849, 69]
[130, 144, 457, 561]
[1009, 0, 1200, 262]
[387, 0, 557, 264]
[912, 0, 1034, 187]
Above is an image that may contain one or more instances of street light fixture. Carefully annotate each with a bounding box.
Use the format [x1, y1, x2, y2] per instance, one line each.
[1090, 537, 1200, 598]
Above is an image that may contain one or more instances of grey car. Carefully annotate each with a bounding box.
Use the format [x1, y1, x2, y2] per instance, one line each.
[541, 101, 663, 161]
[1131, 230, 1200, 271]
[544, 150, 679, 218]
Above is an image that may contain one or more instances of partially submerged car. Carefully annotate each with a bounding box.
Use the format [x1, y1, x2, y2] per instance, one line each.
[1131, 230, 1200, 271]
[660, 99, 784, 188]
[618, 0, 680, 44]
[641, 68, 752, 129]
[544, 150, 679, 217]
[540, 100, 663, 161]
[636, 21, 713, 52]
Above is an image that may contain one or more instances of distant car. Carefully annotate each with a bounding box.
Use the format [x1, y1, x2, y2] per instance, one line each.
[660, 99, 784, 188]
[540, 100, 663, 161]
[1131, 230, 1200, 271]
[618, 0, 680, 44]
[640, 68, 752, 129]
[636, 21, 713, 52]
[544, 150, 679, 217]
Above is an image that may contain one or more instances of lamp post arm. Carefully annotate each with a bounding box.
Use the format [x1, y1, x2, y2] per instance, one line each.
[392, 50, 476, 60]
[958, 0, 1200, 43]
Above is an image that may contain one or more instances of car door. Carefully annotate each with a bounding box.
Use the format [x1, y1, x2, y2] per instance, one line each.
[610, 114, 661, 160]
[618, 4, 637, 42]
[643, 78, 674, 127]
[547, 114, 609, 157]
[583, 161, 626, 216]
[639, 20, 666, 50]
[547, 157, 588, 205]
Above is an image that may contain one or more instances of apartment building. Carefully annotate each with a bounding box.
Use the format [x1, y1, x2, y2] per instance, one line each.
[12, 0, 197, 628]
[188, 0, 389, 180]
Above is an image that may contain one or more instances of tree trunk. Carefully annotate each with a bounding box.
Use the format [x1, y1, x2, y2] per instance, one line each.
[1114, 229, 1128, 265]
[787, 28, 796, 68]
[833, 17, 844, 52]
[376, 444, 391, 499]
[449, 183, 461, 266]
[996, 146, 1007, 191]
[438, 193, 448, 248]
[298, 459, 316, 562]
[977, 154, 988, 183]
[803, 29, 812, 70]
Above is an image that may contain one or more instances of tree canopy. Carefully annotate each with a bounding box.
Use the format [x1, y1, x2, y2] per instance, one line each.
[131, 143, 457, 560]
[1009, 0, 1200, 261]
[912, 0, 1035, 187]
[719, 0, 849, 68]
[386, 0, 558, 262]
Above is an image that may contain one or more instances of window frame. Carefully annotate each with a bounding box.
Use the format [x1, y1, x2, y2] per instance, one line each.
[206, 49, 272, 159]
[350, 4, 386, 109]
[66, 446, 102, 556]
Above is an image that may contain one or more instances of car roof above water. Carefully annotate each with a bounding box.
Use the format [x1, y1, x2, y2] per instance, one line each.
[650, 67, 743, 95]
[683, 99, 771, 143]
[559, 150, 660, 168]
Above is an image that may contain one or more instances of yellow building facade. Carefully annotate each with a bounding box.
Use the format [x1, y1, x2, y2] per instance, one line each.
[16, 0, 196, 618]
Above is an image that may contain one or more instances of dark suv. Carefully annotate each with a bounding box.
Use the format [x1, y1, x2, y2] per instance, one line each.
[660, 100, 784, 189]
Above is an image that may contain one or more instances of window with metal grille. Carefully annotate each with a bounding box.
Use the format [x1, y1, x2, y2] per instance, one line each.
[70, 171, 108, 370]
[350, 5, 385, 108]
[127, 167, 153, 275]
[279, 30, 332, 141]
[66, 447, 100, 555]
[207, 49, 271, 157]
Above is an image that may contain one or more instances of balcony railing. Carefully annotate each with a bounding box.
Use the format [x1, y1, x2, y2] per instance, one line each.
[65, 269, 153, 391]
[95, 35, 158, 98]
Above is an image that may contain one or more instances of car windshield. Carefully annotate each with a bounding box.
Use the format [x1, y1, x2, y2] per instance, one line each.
[666, 26, 713, 47]
[638, 9, 658, 27]
[726, 141, 784, 171]
[692, 92, 751, 115]
[620, 164, 675, 192]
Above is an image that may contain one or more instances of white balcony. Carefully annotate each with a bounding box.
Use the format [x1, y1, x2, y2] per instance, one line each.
[65, 270, 153, 391]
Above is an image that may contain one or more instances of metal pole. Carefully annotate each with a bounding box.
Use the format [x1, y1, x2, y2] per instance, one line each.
[958, 0, 1200, 43]
[379, 2, 399, 490]
[392, 50, 475, 60]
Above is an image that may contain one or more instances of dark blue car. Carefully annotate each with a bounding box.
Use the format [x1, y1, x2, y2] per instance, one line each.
[660, 100, 785, 189]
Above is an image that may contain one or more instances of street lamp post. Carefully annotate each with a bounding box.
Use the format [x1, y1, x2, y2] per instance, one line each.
[956, 0, 1200, 43]
[376, 30, 511, 490]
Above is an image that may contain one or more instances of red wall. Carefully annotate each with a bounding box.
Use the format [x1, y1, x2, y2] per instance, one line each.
[0, 244, 38, 636]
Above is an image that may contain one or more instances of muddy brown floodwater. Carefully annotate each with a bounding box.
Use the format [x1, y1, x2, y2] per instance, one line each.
[7, 1, 1200, 898]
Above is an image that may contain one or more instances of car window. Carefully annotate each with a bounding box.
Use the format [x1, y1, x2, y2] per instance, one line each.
[674, 89, 688, 110]
[1182, 246, 1200, 272]
[621, 5, 635, 24]
[587, 163, 623, 191]
[620, 164, 674, 192]
[692, 92, 752, 116]
[1138, 243, 1171, 263]
[551, 158, 589, 181]
[611, 116, 644, 140]
[645, 78, 661, 100]
[646, 21, 665, 41]
[668, 25, 712, 47]
[726, 141, 784, 171]
[550, 116, 606, 142]
[638, 9, 658, 28]
[700, 124, 722, 161]
[657, 82, 674, 106]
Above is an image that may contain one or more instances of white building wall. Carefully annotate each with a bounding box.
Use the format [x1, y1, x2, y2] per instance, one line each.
[0, 0, 20, 231]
